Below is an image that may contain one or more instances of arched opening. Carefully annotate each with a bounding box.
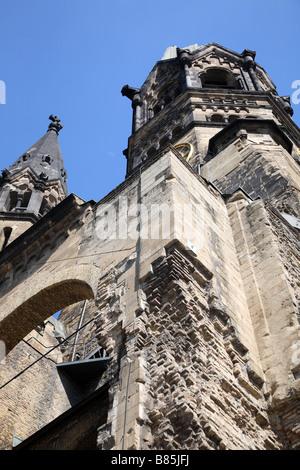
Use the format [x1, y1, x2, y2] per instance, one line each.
[8, 191, 18, 211]
[211, 114, 224, 123]
[200, 68, 240, 89]
[228, 114, 239, 123]
[159, 135, 169, 149]
[147, 146, 157, 158]
[0, 279, 110, 451]
[7, 189, 32, 212]
[172, 125, 183, 139]
[20, 190, 32, 209]
[0, 279, 95, 353]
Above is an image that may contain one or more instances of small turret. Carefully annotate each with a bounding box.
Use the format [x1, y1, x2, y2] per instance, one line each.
[0, 115, 68, 249]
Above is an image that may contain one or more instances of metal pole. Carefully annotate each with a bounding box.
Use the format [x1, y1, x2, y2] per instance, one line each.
[71, 299, 87, 361]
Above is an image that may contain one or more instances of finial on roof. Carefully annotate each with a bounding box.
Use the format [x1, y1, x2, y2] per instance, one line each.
[47, 114, 63, 134]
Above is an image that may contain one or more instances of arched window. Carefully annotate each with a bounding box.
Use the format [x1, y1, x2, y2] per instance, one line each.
[159, 136, 169, 148]
[21, 190, 32, 208]
[7, 189, 32, 211]
[8, 191, 18, 211]
[147, 146, 157, 158]
[211, 114, 224, 123]
[200, 68, 240, 90]
[228, 114, 239, 123]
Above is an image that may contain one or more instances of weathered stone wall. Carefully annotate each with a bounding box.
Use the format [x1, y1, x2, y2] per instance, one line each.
[201, 132, 300, 216]
[0, 148, 299, 450]
[14, 386, 109, 450]
[226, 193, 300, 449]
[139, 244, 281, 449]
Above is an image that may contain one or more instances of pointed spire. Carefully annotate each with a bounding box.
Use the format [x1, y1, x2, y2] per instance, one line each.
[4, 115, 68, 195]
[0, 115, 69, 249]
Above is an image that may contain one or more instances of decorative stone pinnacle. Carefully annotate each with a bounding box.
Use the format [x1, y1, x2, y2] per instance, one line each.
[47, 114, 63, 134]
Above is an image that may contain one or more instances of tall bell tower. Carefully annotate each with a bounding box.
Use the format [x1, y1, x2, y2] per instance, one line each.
[0, 115, 67, 249]
[122, 43, 300, 217]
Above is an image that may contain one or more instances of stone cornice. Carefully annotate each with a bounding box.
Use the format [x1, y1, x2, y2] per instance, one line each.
[127, 88, 300, 149]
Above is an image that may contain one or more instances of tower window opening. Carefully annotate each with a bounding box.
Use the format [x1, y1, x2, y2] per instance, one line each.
[8, 191, 18, 211]
[8, 190, 32, 211]
[20, 190, 32, 208]
[200, 68, 240, 90]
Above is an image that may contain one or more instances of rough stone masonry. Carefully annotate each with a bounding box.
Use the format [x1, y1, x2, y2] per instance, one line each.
[0, 43, 299, 450]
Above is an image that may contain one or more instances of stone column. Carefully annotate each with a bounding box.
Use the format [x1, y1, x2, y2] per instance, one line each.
[13, 193, 24, 211]
[242, 49, 261, 91]
[132, 93, 143, 133]
[27, 187, 45, 216]
[177, 48, 193, 91]
[121, 85, 143, 133]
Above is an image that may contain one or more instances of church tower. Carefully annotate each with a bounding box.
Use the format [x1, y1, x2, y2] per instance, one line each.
[122, 43, 299, 216]
[0, 115, 67, 249]
[0, 43, 299, 451]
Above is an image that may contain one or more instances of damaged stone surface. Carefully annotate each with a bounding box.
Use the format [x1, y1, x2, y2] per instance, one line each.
[0, 43, 299, 450]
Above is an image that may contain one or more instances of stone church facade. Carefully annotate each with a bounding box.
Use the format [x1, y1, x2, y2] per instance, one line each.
[0, 43, 299, 450]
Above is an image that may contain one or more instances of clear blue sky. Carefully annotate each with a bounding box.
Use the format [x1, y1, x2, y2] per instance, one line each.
[0, 0, 299, 203]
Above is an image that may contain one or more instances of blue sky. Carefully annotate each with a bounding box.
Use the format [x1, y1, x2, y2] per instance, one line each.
[0, 0, 299, 204]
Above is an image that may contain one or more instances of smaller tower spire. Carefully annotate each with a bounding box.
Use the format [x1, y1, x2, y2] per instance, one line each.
[0, 116, 68, 249]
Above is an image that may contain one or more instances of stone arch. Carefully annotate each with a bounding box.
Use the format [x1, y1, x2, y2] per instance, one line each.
[228, 114, 239, 123]
[0, 278, 94, 353]
[200, 67, 239, 89]
[210, 113, 224, 123]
